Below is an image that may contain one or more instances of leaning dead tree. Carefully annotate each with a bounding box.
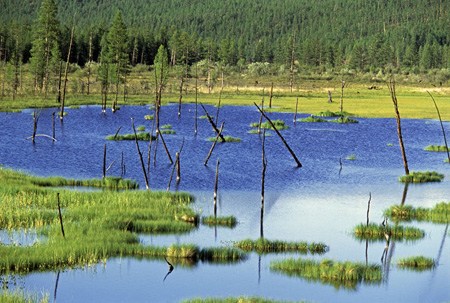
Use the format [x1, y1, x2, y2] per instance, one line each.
[260, 129, 267, 239]
[254, 102, 302, 167]
[427, 91, 450, 163]
[132, 118, 149, 190]
[388, 79, 409, 175]
[200, 103, 225, 142]
[204, 122, 225, 166]
[60, 24, 75, 122]
[28, 110, 56, 142]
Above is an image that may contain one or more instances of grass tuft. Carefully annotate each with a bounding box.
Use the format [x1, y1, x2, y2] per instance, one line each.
[144, 114, 154, 120]
[201, 216, 237, 228]
[183, 297, 298, 303]
[399, 171, 444, 183]
[424, 145, 449, 152]
[330, 116, 359, 124]
[384, 202, 450, 224]
[0, 290, 48, 303]
[207, 135, 241, 143]
[234, 238, 328, 254]
[298, 115, 327, 123]
[250, 119, 289, 130]
[106, 132, 156, 141]
[270, 258, 382, 289]
[353, 223, 425, 241]
[397, 256, 435, 271]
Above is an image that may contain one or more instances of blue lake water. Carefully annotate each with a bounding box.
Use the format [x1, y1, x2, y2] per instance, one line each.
[0, 104, 449, 302]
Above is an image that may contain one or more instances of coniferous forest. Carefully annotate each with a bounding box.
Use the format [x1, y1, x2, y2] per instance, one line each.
[1, 0, 449, 71]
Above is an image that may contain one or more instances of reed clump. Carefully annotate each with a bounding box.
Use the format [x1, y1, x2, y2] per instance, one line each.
[136, 125, 146, 132]
[399, 171, 444, 183]
[144, 114, 154, 120]
[353, 223, 425, 241]
[250, 119, 289, 130]
[207, 136, 241, 143]
[234, 238, 328, 254]
[0, 290, 49, 303]
[424, 145, 449, 152]
[385, 202, 450, 224]
[317, 110, 353, 117]
[298, 115, 327, 123]
[270, 258, 382, 289]
[330, 116, 359, 124]
[106, 132, 155, 141]
[397, 256, 435, 271]
[201, 216, 237, 228]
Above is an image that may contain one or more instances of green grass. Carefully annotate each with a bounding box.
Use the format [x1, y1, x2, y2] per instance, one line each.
[353, 223, 425, 241]
[384, 202, 450, 224]
[234, 238, 328, 254]
[397, 256, 435, 271]
[201, 216, 237, 228]
[106, 132, 156, 141]
[270, 258, 382, 290]
[330, 116, 359, 124]
[399, 171, 444, 183]
[160, 129, 176, 135]
[0, 291, 48, 303]
[207, 135, 241, 143]
[345, 154, 356, 160]
[144, 114, 154, 120]
[298, 115, 327, 123]
[317, 110, 353, 117]
[424, 145, 449, 152]
[0, 168, 247, 273]
[250, 119, 289, 130]
[183, 297, 299, 303]
[136, 125, 146, 132]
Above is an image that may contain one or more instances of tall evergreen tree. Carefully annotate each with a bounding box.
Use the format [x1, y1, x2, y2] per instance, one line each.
[29, 0, 60, 97]
[106, 11, 129, 112]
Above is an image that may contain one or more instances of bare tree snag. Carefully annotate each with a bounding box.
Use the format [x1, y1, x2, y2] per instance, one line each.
[194, 65, 198, 134]
[260, 129, 267, 239]
[57, 193, 65, 239]
[121, 151, 125, 177]
[103, 144, 107, 179]
[214, 159, 220, 217]
[158, 130, 173, 164]
[52, 112, 56, 140]
[388, 79, 409, 175]
[32, 110, 39, 144]
[132, 118, 150, 190]
[293, 96, 299, 125]
[328, 90, 333, 103]
[204, 122, 224, 166]
[178, 76, 183, 117]
[269, 82, 274, 108]
[427, 91, 450, 163]
[366, 192, 371, 226]
[215, 90, 222, 125]
[340, 80, 345, 115]
[61, 24, 75, 122]
[200, 103, 225, 142]
[254, 102, 302, 167]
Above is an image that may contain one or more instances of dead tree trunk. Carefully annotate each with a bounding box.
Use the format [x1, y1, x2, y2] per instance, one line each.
[178, 76, 183, 117]
[60, 25, 75, 122]
[194, 65, 198, 134]
[269, 82, 274, 108]
[366, 192, 371, 226]
[32, 110, 38, 144]
[215, 90, 222, 125]
[158, 130, 173, 164]
[214, 159, 220, 217]
[200, 103, 225, 142]
[293, 96, 299, 125]
[57, 193, 65, 239]
[340, 80, 345, 115]
[388, 79, 409, 175]
[87, 33, 92, 95]
[132, 118, 150, 190]
[102, 144, 107, 179]
[56, 61, 62, 103]
[328, 90, 333, 103]
[427, 91, 450, 163]
[254, 102, 302, 167]
[204, 122, 224, 166]
[52, 112, 56, 140]
[260, 129, 267, 239]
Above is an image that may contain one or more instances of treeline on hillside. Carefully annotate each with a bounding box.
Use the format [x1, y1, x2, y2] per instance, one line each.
[0, 0, 450, 74]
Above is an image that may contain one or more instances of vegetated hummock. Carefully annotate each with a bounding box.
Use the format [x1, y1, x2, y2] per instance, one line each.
[250, 120, 289, 131]
[0, 168, 246, 273]
[234, 238, 328, 254]
[270, 258, 382, 290]
[384, 202, 450, 224]
[298, 115, 327, 123]
[330, 116, 359, 124]
[397, 256, 435, 271]
[0, 290, 49, 303]
[106, 132, 155, 141]
[346, 154, 357, 160]
[317, 110, 352, 117]
[201, 216, 237, 228]
[424, 145, 449, 152]
[353, 223, 425, 241]
[399, 171, 445, 183]
[207, 135, 241, 143]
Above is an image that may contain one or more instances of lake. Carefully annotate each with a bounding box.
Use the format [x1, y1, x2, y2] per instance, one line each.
[0, 103, 449, 302]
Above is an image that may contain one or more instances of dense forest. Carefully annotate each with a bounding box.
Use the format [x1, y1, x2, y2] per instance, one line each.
[1, 0, 450, 74]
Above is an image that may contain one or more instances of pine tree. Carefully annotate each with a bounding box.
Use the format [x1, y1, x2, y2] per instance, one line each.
[106, 11, 129, 112]
[29, 0, 60, 97]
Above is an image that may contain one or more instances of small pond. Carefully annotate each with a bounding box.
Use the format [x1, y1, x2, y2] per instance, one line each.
[0, 104, 449, 302]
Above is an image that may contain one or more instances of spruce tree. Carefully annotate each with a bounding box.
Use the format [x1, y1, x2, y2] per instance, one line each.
[29, 0, 60, 97]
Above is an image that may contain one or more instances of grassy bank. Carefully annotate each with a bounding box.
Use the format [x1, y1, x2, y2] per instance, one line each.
[2, 69, 450, 121]
[234, 238, 328, 254]
[0, 168, 246, 273]
[385, 202, 450, 224]
[353, 223, 425, 241]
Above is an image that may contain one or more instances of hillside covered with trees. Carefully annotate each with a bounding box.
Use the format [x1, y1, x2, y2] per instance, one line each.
[1, 0, 449, 71]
